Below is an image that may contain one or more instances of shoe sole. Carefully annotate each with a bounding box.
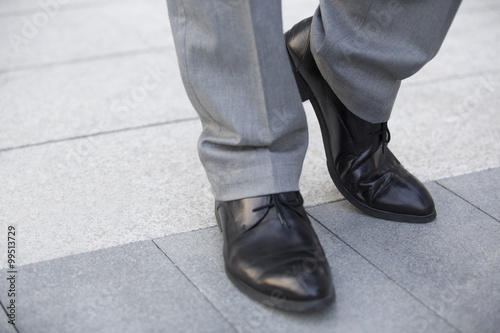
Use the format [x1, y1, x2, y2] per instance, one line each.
[225, 267, 335, 312]
[289, 56, 436, 223]
[215, 206, 335, 312]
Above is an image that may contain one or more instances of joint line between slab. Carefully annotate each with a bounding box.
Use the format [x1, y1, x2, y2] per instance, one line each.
[0, 1, 121, 19]
[0, 299, 20, 333]
[307, 212, 463, 333]
[405, 68, 500, 87]
[0, 117, 200, 153]
[456, 5, 500, 16]
[435, 181, 500, 223]
[150, 239, 238, 333]
[305, 198, 347, 210]
[0, 47, 169, 75]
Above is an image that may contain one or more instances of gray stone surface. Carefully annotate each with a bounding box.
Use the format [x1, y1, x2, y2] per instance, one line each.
[0, 0, 112, 15]
[460, 0, 500, 12]
[0, 0, 500, 315]
[389, 72, 500, 182]
[0, 0, 172, 71]
[0, 307, 17, 333]
[2, 68, 499, 269]
[407, 8, 500, 85]
[1, 172, 498, 332]
[0, 109, 340, 269]
[0, 120, 213, 268]
[155, 226, 456, 333]
[281, 1, 317, 31]
[308, 182, 500, 333]
[0, 241, 234, 333]
[437, 167, 500, 221]
[0, 50, 193, 149]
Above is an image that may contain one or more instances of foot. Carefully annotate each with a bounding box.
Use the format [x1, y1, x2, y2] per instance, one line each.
[285, 17, 436, 223]
[215, 191, 335, 312]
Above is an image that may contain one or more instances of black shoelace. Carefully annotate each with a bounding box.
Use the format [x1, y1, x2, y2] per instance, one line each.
[252, 193, 305, 228]
[369, 122, 391, 154]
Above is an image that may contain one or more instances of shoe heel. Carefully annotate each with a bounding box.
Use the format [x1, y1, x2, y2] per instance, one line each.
[292, 65, 313, 102]
[214, 203, 222, 232]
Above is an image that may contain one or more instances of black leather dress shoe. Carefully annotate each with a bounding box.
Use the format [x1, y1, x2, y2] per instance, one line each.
[285, 18, 436, 223]
[215, 191, 334, 312]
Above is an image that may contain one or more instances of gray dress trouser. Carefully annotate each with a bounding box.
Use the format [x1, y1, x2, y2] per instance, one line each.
[166, 0, 461, 201]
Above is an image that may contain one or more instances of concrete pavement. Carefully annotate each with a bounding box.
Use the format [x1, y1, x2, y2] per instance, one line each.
[1, 0, 499, 332]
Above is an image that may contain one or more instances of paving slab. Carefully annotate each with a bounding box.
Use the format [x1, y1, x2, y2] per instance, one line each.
[308, 182, 500, 333]
[0, 240, 234, 333]
[2, 0, 497, 80]
[1, 82, 499, 269]
[0, 0, 116, 16]
[1, 0, 494, 17]
[0, 0, 319, 72]
[0, 111, 339, 268]
[0, 0, 172, 72]
[389, 72, 500, 182]
[281, 1, 317, 31]
[0, 307, 17, 333]
[155, 226, 456, 333]
[1, 65, 499, 273]
[1, 0, 499, 281]
[459, 0, 500, 13]
[0, 0, 318, 150]
[0, 120, 212, 268]
[0, 50, 193, 149]
[437, 167, 500, 221]
[3, 55, 499, 177]
[407, 8, 500, 85]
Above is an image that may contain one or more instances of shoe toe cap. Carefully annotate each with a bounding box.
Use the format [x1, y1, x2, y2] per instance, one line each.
[232, 257, 333, 302]
[374, 174, 435, 217]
